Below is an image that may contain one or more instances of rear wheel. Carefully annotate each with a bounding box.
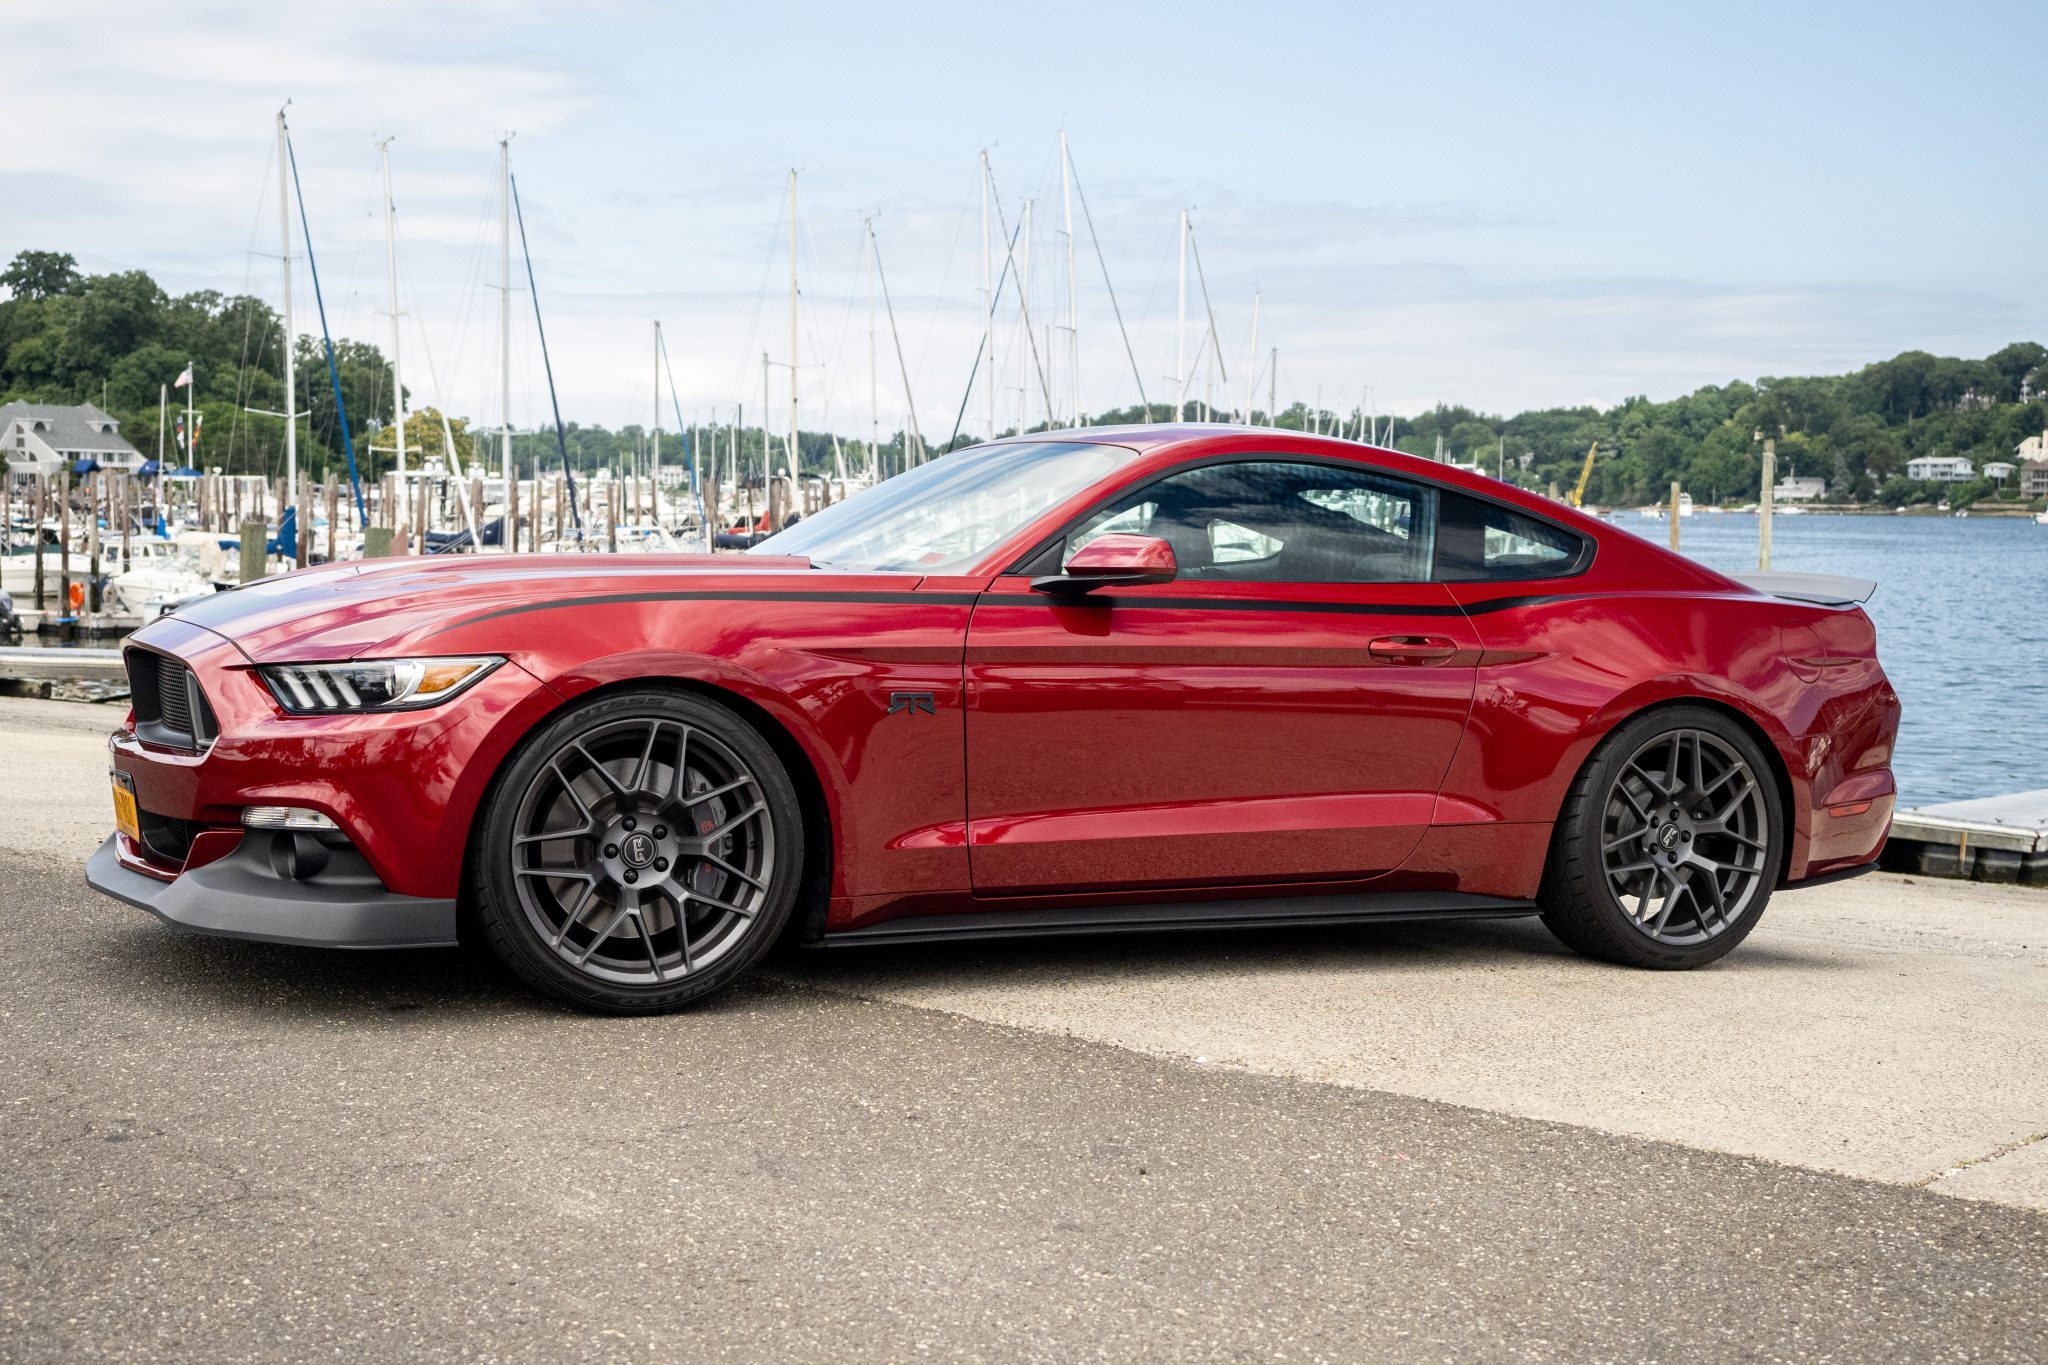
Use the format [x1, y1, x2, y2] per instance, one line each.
[472, 689, 804, 1013]
[1540, 705, 1783, 969]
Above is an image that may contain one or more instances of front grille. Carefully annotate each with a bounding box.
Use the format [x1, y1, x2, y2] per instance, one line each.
[126, 648, 218, 750]
[156, 655, 193, 734]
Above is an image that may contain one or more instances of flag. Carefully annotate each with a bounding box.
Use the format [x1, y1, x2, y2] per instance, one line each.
[173, 415, 185, 453]
[173, 365, 193, 389]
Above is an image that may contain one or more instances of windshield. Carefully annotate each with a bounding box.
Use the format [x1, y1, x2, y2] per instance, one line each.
[750, 441, 1131, 572]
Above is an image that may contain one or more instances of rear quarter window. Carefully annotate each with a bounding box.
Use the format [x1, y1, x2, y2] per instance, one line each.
[1434, 492, 1590, 582]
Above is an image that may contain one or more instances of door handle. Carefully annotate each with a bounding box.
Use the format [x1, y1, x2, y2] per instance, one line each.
[1368, 635, 1459, 665]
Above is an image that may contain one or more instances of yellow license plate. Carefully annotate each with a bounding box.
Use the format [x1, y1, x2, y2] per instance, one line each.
[111, 775, 140, 843]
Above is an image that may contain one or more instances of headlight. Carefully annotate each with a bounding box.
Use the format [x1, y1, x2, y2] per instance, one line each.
[259, 656, 502, 714]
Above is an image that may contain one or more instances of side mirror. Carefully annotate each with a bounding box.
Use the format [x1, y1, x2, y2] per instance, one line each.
[1030, 533, 1178, 597]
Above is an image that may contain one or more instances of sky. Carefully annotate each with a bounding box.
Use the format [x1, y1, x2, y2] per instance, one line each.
[6, 0, 2043, 443]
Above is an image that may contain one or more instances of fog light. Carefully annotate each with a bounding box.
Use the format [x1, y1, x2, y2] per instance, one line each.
[242, 806, 340, 832]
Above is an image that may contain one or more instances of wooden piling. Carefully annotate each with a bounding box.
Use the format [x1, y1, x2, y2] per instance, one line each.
[58, 471, 72, 621]
[239, 519, 268, 585]
[1759, 440, 1776, 572]
[32, 475, 46, 611]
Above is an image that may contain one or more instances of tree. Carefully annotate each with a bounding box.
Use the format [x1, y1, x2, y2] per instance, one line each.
[1984, 343, 2047, 403]
[1448, 419, 1498, 463]
[1, 250, 81, 301]
[63, 270, 168, 379]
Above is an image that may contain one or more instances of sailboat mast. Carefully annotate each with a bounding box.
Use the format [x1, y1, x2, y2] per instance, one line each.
[651, 320, 662, 529]
[868, 220, 925, 467]
[1019, 198, 1033, 432]
[498, 137, 513, 551]
[275, 108, 297, 512]
[980, 150, 994, 441]
[1243, 291, 1260, 424]
[787, 169, 801, 506]
[1175, 210, 1188, 422]
[376, 138, 405, 482]
[1061, 132, 1079, 426]
[866, 216, 879, 480]
[761, 352, 771, 524]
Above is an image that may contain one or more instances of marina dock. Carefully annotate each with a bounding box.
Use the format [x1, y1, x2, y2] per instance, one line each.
[1889, 789, 2048, 883]
[0, 646, 125, 681]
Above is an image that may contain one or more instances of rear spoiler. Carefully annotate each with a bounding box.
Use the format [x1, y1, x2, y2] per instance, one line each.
[1728, 572, 1876, 607]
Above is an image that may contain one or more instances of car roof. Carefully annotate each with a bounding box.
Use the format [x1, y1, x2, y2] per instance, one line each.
[991, 424, 1576, 520]
[993, 422, 1275, 454]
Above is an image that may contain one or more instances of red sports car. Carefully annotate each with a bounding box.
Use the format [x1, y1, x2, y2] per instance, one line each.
[88, 427, 1899, 1013]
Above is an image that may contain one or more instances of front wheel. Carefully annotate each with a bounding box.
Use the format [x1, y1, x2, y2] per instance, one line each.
[1540, 705, 1784, 969]
[472, 689, 805, 1013]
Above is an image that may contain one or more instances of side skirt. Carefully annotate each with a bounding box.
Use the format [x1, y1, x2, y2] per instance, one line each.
[818, 892, 1538, 948]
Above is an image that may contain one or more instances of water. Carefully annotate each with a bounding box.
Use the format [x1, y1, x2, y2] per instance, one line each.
[1621, 512, 2048, 806]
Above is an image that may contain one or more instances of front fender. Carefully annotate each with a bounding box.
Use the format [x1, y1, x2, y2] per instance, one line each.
[422, 591, 975, 908]
[536, 647, 856, 829]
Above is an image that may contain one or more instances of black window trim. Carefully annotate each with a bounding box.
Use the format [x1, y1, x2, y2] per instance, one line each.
[1004, 451, 1597, 584]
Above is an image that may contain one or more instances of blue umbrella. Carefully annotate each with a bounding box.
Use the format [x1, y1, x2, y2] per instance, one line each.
[71, 457, 101, 476]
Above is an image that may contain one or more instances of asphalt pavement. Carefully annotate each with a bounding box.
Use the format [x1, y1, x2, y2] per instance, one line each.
[3, 696, 2045, 1362]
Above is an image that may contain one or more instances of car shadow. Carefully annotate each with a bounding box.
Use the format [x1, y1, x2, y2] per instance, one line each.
[92, 908, 1844, 1023]
[90, 920, 799, 1022]
[776, 911, 1844, 994]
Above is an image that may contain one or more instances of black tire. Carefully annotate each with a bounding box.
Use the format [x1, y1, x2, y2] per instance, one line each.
[1539, 704, 1785, 970]
[471, 688, 806, 1013]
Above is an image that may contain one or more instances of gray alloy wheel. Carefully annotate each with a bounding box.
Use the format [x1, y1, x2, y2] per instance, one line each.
[1599, 727, 1771, 946]
[1539, 705, 1784, 969]
[473, 689, 803, 1013]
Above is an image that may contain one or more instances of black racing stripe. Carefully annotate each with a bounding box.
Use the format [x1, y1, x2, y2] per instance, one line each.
[447, 585, 1606, 632]
[453, 589, 982, 628]
[1456, 592, 1590, 614]
[980, 593, 1469, 618]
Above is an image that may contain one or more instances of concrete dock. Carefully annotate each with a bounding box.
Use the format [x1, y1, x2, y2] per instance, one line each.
[2, 695, 2044, 1360]
[1892, 788, 2048, 882]
[0, 646, 125, 681]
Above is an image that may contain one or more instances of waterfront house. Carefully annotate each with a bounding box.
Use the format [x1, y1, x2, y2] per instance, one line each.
[2017, 433, 2048, 463]
[1773, 473, 1827, 502]
[2022, 460, 2048, 499]
[0, 402, 143, 479]
[1984, 461, 2017, 484]
[1905, 455, 1975, 483]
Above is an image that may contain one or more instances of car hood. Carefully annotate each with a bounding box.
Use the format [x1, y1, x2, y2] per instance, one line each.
[142, 553, 863, 664]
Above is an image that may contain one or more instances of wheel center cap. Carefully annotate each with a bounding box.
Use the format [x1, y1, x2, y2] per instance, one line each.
[1659, 825, 1682, 852]
[620, 831, 657, 870]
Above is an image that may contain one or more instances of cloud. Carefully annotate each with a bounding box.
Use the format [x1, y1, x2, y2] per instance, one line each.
[4, 2, 2035, 437]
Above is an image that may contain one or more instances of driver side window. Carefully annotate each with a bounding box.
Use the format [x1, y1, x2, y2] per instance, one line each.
[1063, 460, 1435, 584]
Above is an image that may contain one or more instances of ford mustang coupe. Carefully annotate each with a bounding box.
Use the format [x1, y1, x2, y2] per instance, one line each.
[87, 426, 1899, 1013]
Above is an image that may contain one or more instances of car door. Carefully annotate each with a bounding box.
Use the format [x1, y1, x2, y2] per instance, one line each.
[963, 457, 1482, 897]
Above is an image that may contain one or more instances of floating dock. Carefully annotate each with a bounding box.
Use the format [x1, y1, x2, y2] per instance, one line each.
[1886, 790, 2048, 883]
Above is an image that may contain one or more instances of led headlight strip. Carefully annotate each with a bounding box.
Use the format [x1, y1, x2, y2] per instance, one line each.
[259, 656, 502, 715]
